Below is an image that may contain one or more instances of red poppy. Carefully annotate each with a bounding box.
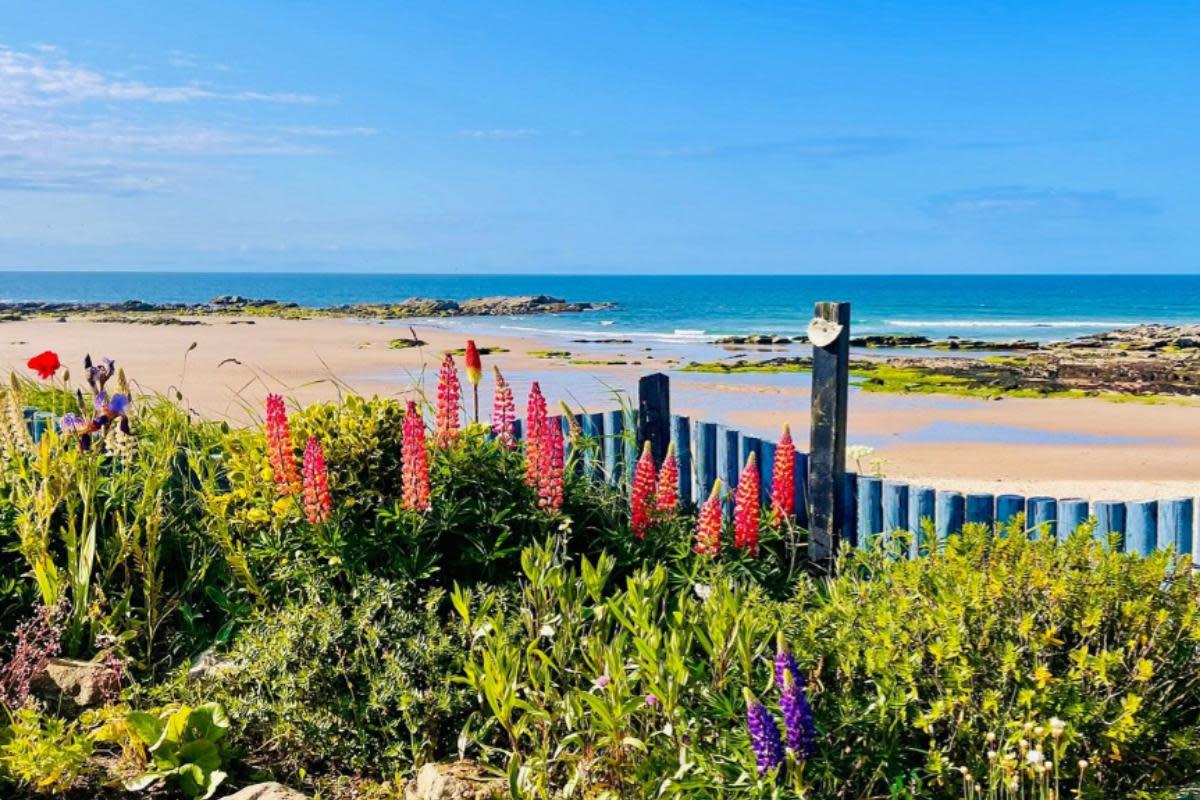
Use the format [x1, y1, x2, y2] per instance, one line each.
[27, 351, 61, 380]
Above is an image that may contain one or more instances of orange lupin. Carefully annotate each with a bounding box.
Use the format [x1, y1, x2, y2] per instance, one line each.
[694, 480, 723, 557]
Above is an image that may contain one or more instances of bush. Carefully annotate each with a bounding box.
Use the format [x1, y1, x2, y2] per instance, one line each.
[0, 706, 94, 794]
[159, 574, 476, 781]
[780, 523, 1200, 799]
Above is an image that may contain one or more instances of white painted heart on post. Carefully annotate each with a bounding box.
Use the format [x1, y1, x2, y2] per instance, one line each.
[807, 317, 844, 347]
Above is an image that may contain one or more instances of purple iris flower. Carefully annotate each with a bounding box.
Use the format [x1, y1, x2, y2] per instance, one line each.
[59, 413, 87, 434]
[93, 391, 108, 413]
[108, 393, 129, 415]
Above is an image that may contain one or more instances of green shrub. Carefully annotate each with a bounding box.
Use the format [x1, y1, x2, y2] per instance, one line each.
[0, 706, 94, 794]
[779, 523, 1200, 799]
[160, 574, 476, 781]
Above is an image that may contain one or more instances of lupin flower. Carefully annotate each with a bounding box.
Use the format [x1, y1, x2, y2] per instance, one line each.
[744, 688, 785, 777]
[491, 366, 516, 448]
[770, 425, 795, 525]
[693, 480, 723, 557]
[630, 441, 657, 538]
[655, 442, 679, 512]
[402, 400, 431, 512]
[434, 352, 461, 447]
[776, 638, 816, 759]
[734, 454, 761, 555]
[26, 351, 61, 380]
[523, 382, 548, 487]
[265, 394, 301, 494]
[537, 417, 564, 510]
[302, 437, 332, 524]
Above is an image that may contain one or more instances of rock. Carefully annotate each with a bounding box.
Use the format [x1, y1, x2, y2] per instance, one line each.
[29, 658, 119, 715]
[188, 647, 238, 682]
[218, 783, 308, 800]
[404, 762, 504, 800]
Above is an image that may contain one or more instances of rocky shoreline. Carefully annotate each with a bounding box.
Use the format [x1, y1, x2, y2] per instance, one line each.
[0, 294, 612, 321]
[694, 324, 1200, 398]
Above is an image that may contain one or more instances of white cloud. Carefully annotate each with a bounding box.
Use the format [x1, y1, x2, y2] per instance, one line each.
[457, 128, 538, 140]
[0, 45, 319, 107]
[0, 44, 369, 195]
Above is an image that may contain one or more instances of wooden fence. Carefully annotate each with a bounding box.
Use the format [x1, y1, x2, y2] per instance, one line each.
[509, 299, 1199, 567]
[504, 376, 1197, 564]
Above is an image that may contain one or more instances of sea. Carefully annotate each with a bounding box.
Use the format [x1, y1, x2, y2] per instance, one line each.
[1, 272, 1198, 344]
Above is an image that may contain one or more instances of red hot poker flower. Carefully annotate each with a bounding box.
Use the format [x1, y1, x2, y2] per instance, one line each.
[694, 480, 723, 557]
[402, 400, 431, 512]
[491, 366, 516, 449]
[434, 353, 461, 447]
[464, 340, 483, 386]
[302, 437, 332, 524]
[265, 393, 301, 494]
[655, 442, 679, 513]
[770, 424, 796, 526]
[630, 441, 657, 539]
[27, 351, 61, 380]
[734, 453, 761, 556]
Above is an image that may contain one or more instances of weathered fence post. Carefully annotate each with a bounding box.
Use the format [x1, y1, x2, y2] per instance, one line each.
[1158, 498, 1193, 556]
[638, 373, 671, 466]
[995, 494, 1025, 533]
[808, 301, 851, 564]
[908, 486, 935, 556]
[1057, 499, 1089, 542]
[717, 426, 740, 512]
[935, 490, 965, 542]
[1027, 497, 1057, 540]
[670, 415, 693, 505]
[1093, 500, 1125, 549]
[965, 493, 995, 529]
[602, 410, 624, 486]
[1126, 500, 1157, 555]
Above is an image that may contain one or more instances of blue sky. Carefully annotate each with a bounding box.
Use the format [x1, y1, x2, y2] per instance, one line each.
[1, 1, 1197, 273]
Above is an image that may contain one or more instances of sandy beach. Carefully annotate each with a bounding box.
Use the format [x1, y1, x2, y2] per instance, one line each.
[3, 314, 1198, 502]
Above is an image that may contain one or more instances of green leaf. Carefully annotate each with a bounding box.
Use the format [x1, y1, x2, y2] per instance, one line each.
[125, 712, 165, 748]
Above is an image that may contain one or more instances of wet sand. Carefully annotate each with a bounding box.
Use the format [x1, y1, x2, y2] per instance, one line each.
[2, 315, 1198, 502]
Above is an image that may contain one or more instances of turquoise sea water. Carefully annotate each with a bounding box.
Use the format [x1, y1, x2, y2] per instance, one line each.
[2, 272, 1198, 343]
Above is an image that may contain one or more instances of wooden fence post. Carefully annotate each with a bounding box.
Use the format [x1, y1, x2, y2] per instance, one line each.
[908, 486, 935, 557]
[693, 422, 718, 501]
[603, 410, 624, 486]
[995, 494, 1025, 532]
[965, 493, 995, 529]
[1093, 500, 1125, 550]
[1027, 497, 1057, 540]
[670, 415, 693, 505]
[1126, 500, 1157, 555]
[1057, 499, 1088, 542]
[935, 490, 965, 542]
[808, 301, 851, 564]
[638, 373, 671, 466]
[1158, 498, 1193, 555]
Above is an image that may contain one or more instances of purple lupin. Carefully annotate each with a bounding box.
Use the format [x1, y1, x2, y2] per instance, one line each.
[743, 688, 785, 777]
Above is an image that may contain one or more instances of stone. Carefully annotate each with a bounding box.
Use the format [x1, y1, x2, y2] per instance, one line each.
[29, 657, 119, 715]
[218, 783, 308, 800]
[404, 762, 504, 800]
[187, 647, 238, 682]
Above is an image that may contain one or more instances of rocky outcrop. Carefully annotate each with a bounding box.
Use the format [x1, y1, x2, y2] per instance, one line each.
[1049, 324, 1200, 352]
[0, 295, 611, 320]
[218, 783, 308, 800]
[404, 762, 504, 800]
